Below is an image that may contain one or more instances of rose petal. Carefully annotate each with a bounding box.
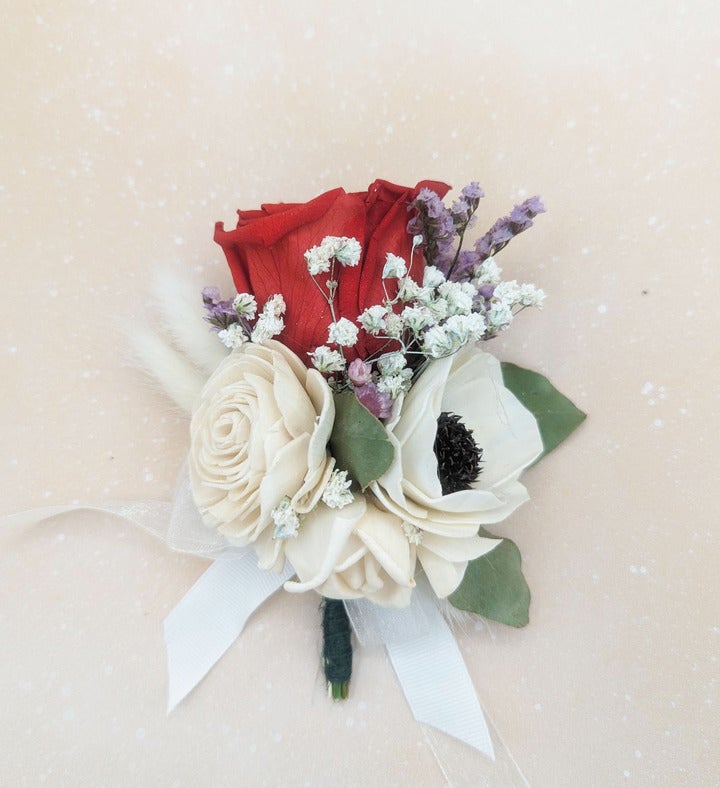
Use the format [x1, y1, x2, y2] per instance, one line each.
[283, 498, 367, 592]
[215, 181, 451, 362]
[354, 502, 416, 588]
[189, 342, 335, 553]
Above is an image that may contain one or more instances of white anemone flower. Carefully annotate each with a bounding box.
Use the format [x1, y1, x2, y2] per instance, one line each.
[369, 344, 543, 598]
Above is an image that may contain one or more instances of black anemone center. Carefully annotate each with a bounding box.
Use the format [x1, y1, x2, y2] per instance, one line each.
[433, 412, 483, 495]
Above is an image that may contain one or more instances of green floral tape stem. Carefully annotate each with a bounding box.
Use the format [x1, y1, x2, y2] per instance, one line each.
[321, 598, 352, 700]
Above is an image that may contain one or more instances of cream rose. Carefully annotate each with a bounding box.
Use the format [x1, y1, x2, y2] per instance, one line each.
[370, 344, 544, 598]
[189, 340, 335, 568]
[283, 496, 417, 607]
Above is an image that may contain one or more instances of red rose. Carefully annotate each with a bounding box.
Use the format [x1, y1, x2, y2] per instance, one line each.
[214, 179, 450, 362]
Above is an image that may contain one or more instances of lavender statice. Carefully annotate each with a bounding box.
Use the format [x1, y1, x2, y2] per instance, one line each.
[409, 183, 486, 281]
[407, 188, 456, 269]
[474, 196, 545, 263]
[202, 286, 240, 331]
[443, 182, 486, 280]
[446, 249, 480, 282]
[450, 182, 484, 232]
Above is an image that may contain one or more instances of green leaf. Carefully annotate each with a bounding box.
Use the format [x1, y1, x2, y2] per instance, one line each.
[329, 391, 394, 490]
[501, 362, 586, 462]
[448, 529, 531, 627]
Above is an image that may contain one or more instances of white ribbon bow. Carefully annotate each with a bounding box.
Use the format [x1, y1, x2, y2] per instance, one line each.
[164, 551, 494, 759]
[3, 485, 496, 761]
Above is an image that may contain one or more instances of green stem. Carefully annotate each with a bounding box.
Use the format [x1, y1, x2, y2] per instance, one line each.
[446, 223, 468, 280]
[321, 598, 352, 700]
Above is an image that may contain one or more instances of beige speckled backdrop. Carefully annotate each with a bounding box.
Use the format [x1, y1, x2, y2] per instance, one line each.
[1, 1, 718, 786]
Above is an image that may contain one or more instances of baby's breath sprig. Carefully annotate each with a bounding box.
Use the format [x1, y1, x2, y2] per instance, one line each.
[209, 292, 285, 349]
[303, 236, 364, 376]
[304, 236, 361, 325]
[359, 261, 487, 370]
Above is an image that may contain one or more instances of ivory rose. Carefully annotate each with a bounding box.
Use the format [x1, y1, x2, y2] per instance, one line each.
[189, 339, 335, 568]
[283, 496, 417, 607]
[370, 345, 544, 598]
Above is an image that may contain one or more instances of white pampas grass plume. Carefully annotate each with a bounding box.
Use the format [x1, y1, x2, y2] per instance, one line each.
[153, 271, 228, 375]
[128, 323, 207, 413]
[124, 269, 233, 412]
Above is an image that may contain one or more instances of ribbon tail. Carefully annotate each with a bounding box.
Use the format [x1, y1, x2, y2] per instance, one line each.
[164, 554, 295, 712]
[384, 581, 495, 760]
[1, 502, 173, 541]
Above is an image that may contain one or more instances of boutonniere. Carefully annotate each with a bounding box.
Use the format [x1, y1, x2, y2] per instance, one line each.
[12, 179, 584, 765]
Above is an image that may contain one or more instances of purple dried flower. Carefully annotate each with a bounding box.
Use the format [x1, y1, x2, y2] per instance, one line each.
[474, 237, 491, 259]
[435, 212, 456, 244]
[509, 207, 533, 230]
[451, 198, 471, 219]
[415, 188, 446, 220]
[407, 188, 456, 268]
[461, 182, 484, 201]
[450, 250, 480, 281]
[488, 223, 515, 247]
[354, 382, 393, 420]
[477, 284, 496, 300]
[521, 195, 545, 217]
[407, 214, 424, 236]
[202, 287, 240, 331]
[202, 285, 222, 306]
[438, 182, 486, 279]
[474, 195, 546, 262]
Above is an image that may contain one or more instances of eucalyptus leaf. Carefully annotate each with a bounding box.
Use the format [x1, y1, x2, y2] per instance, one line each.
[329, 392, 394, 490]
[501, 362, 586, 462]
[448, 529, 530, 627]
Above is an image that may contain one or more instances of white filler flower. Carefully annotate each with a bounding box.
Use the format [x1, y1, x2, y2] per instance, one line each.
[327, 318, 359, 347]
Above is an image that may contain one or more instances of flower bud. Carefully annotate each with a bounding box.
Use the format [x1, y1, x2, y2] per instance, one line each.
[348, 358, 373, 386]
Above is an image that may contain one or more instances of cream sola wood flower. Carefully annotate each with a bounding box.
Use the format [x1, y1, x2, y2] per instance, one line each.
[188, 339, 335, 569]
[283, 496, 417, 607]
[369, 343, 544, 598]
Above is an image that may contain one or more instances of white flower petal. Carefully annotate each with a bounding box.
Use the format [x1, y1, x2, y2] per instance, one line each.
[416, 548, 468, 598]
[283, 498, 367, 592]
[368, 343, 542, 599]
[420, 532, 500, 562]
[383, 355, 452, 500]
[417, 533, 500, 597]
[354, 503, 415, 588]
[189, 340, 335, 552]
[440, 350, 543, 488]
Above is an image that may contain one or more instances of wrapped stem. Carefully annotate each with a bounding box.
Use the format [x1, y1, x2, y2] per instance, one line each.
[321, 598, 352, 700]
